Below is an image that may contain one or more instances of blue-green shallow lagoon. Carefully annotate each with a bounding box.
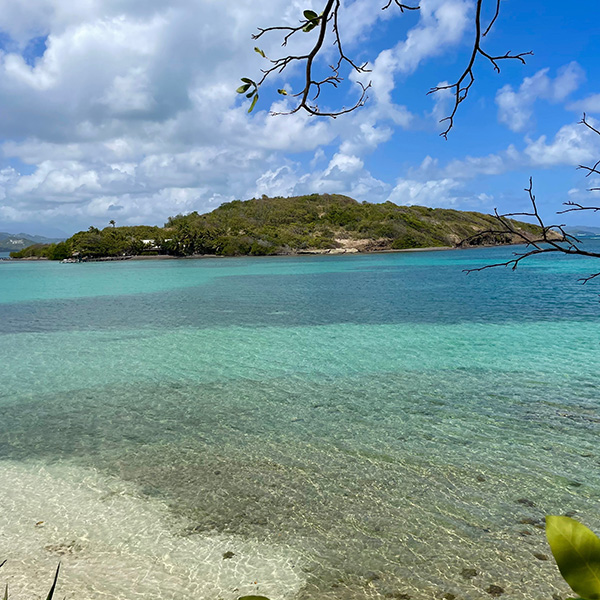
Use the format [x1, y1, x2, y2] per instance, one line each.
[1, 247, 600, 599]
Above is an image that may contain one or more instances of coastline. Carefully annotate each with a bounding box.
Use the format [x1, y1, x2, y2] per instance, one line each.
[128, 245, 456, 260]
[5, 241, 530, 263]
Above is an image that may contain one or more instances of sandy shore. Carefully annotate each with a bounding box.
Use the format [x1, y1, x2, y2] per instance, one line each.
[126, 245, 457, 261]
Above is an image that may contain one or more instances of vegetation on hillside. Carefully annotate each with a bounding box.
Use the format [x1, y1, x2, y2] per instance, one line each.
[10, 194, 545, 260]
[0, 236, 37, 253]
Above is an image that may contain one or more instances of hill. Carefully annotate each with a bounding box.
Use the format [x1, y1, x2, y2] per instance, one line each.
[565, 225, 600, 238]
[0, 231, 64, 252]
[162, 193, 544, 255]
[0, 233, 37, 253]
[10, 194, 545, 259]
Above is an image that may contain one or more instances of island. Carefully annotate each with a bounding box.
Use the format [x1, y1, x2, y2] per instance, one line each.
[10, 193, 546, 260]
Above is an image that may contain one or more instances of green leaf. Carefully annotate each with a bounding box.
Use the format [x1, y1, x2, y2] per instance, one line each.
[240, 77, 254, 84]
[248, 94, 259, 113]
[302, 22, 317, 32]
[45, 564, 60, 600]
[303, 9, 318, 20]
[546, 516, 600, 600]
[277, 88, 288, 95]
[254, 47, 266, 58]
[236, 83, 251, 94]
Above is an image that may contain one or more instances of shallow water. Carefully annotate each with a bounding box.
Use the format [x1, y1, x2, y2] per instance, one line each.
[1, 246, 599, 599]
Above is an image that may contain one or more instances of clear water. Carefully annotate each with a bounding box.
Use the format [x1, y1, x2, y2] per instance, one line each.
[1, 246, 599, 600]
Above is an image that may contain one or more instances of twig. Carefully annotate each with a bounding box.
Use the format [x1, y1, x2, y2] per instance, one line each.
[462, 177, 600, 283]
[429, 0, 531, 139]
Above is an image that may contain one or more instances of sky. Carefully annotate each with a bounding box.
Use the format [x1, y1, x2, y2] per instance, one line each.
[0, 0, 598, 237]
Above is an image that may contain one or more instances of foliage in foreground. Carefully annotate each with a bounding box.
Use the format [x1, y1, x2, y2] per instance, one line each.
[546, 516, 600, 600]
[11, 194, 545, 260]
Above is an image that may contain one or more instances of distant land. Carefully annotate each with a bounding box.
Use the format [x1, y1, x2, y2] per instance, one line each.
[565, 225, 600, 237]
[10, 193, 548, 260]
[0, 231, 64, 253]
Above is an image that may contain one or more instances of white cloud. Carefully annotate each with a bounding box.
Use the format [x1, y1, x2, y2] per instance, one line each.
[252, 153, 390, 203]
[568, 93, 600, 114]
[361, 0, 470, 106]
[524, 119, 600, 167]
[0, 0, 438, 230]
[387, 177, 462, 206]
[0, 0, 590, 233]
[496, 62, 584, 132]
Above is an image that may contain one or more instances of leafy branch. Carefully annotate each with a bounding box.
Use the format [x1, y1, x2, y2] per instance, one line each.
[238, 0, 529, 137]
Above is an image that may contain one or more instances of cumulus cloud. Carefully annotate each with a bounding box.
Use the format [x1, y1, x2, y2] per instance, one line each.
[387, 177, 461, 206]
[0, 0, 590, 233]
[496, 62, 585, 132]
[361, 0, 470, 107]
[524, 118, 600, 167]
[252, 152, 391, 203]
[568, 93, 600, 114]
[0, 0, 354, 230]
[0, 0, 460, 231]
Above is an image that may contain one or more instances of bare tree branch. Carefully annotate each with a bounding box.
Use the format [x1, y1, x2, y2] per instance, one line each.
[428, 0, 532, 139]
[483, 0, 500, 37]
[381, 0, 420, 12]
[463, 172, 600, 283]
[557, 202, 600, 214]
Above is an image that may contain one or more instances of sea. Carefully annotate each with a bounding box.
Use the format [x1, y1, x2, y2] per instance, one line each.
[1, 244, 599, 600]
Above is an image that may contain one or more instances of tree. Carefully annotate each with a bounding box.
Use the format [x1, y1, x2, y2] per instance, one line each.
[242, 1, 600, 281]
[109, 219, 116, 228]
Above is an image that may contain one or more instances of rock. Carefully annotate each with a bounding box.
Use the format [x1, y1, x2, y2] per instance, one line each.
[365, 571, 380, 582]
[44, 540, 82, 555]
[485, 585, 504, 597]
[564, 510, 577, 518]
[533, 553, 548, 561]
[214, 470, 221, 475]
[223, 551, 235, 559]
[461, 568, 478, 579]
[519, 530, 532, 536]
[517, 498, 535, 507]
[442, 594, 456, 600]
[384, 593, 410, 600]
[567, 481, 582, 488]
[476, 475, 486, 482]
[519, 517, 542, 526]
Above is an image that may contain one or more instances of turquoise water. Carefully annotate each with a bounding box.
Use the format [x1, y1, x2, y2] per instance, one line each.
[1, 247, 600, 599]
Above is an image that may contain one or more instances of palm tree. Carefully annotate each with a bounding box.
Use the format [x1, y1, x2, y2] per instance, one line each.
[109, 219, 116, 228]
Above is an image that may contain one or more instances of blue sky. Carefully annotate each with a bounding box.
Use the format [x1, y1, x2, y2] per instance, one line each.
[0, 0, 598, 236]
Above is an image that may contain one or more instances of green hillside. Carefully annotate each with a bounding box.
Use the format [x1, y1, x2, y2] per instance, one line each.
[0, 234, 37, 253]
[11, 193, 544, 260]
